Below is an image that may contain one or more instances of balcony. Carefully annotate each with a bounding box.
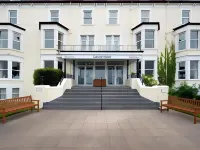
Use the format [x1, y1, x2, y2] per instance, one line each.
[57, 45, 140, 52]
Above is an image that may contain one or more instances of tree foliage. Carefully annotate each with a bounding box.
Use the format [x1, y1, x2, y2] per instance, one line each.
[158, 41, 176, 87]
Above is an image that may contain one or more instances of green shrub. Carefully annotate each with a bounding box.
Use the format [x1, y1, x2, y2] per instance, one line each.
[195, 95, 200, 100]
[33, 68, 63, 86]
[142, 75, 158, 87]
[169, 82, 199, 99]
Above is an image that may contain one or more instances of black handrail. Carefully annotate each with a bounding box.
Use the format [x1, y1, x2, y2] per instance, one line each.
[100, 77, 102, 110]
[139, 73, 144, 85]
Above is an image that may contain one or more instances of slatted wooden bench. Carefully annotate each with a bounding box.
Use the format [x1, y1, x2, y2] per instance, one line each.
[160, 96, 200, 124]
[0, 96, 40, 124]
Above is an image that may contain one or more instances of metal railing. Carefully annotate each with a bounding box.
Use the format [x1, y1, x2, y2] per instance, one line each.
[57, 45, 140, 52]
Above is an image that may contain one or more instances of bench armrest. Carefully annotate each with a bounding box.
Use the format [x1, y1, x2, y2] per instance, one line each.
[160, 100, 168, 105]
[32, 100, 40, 105]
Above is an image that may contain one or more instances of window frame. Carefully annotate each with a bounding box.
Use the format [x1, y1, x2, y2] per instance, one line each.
[50, 10, 59, 22]
[80, 35, 95, 51]
[136, 32, 141, 50]
[178, 61, 186, 79]
[44, 60, 54, 68]
[9, 10, 17, 25]
[83, 10, 93, 25]
[0, 30, 8, 48]
[108, 9, 118, 25]
[178, 31, 186, 50]
[58, 32, 63, 50]
[182, 10, 190, 25]
[141, 10, 150, 23]
[190, 60, 199, 79]
[0, 88, 6, 100]
[144, 60, 154, 76]
[106, 35, 120, 51]
[144, 29, 155, 48]
[190, 30, 199, 49]
[12, 88, 19, 98]
[12, 61, 20, 79]
[13, 31, 21, 50]
[44, 29, 54, 49]
[0, 61, 8, 79]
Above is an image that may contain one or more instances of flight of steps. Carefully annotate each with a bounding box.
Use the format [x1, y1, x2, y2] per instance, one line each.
[43, 86, 159, 110]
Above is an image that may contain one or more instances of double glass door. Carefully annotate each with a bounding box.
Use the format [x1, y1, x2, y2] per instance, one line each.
[107, 66, 123, 85]
[78, 66, 93, 85]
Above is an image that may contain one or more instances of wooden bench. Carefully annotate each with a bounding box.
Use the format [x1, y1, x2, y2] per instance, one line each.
[160, 96, 200, 124]
[0, 96, 40, 124]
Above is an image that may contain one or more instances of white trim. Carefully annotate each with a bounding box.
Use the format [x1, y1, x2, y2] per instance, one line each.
[48, 9, 60, 22]
[139, 8, 151, 23]
[107, 8, 119, 25]
[7, 9, 19, 25]
[181, 9, 191, 25]
[81, 8, 94, 25]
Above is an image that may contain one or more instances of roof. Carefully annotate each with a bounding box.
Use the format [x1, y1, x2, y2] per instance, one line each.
[131, 22, 160, 31]
[173, 22, 200, 31]
[1, 0, 200, 4]
[0, 23, 26, 31]
[39, 22, 69, 31]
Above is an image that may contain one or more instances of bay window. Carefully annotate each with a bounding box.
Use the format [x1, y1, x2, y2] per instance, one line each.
[0, 61, 8, 78]
[0, 88, 6, 99]
[145, 30, 154, 48]
[44, 61, 54, 68]
[136, 32, 141, 50]
[145, 61, 154, 76]
[44, 29, 54, 48]
[190, 31, 199, 49]
[13, 32, 21, 50]
[12, 62, 20, 79]
[58, 32, 63, 50]
[178, 61, 185, 79]
[178, 32, 186, 50]
[0, 30, 8, 48]
[190, 61, 198, 79]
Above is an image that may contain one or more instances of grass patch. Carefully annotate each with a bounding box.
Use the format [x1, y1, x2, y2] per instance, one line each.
[0, 108, 31, 119]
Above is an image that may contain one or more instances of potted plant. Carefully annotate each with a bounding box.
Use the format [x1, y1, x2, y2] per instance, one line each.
[130, 72, 137, 78]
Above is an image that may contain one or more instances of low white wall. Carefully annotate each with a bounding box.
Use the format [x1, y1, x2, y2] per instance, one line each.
[32, 78, 75, 108]
[127, 78, 169, 103]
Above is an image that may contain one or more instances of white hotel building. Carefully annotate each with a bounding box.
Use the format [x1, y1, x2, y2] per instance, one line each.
[0, 0, 200, 99]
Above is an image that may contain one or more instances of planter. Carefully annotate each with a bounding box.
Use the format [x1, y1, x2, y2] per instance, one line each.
[93, 79, 106, 87]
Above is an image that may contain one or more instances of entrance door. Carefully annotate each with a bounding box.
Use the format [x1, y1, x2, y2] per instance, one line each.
[116, 66, 123, 85]
[86, 66, 93, 85]
[108, 66, 115, 85]
[78, 66, 85, 85]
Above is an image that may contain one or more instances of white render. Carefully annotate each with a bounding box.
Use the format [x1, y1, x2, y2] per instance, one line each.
[0, 2, 200, 99]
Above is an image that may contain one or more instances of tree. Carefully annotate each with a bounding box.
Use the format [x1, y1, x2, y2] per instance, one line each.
[158, 41, 176, 87]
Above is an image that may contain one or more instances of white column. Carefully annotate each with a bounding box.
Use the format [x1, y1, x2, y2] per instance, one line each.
[54, 30, 58, 49]
[176, 62, 179, 80]
[141, 30, 145, 49]
[186, 29, 190, 49]
[154, 60, 158, 80]
[198, 60, 200, 79]
[141, 59, 145, 75]
[186, 60, 190, 80]
[8, 60, 12, 79]
[54, 60, 58, 69]
[8, 30, 13, 49]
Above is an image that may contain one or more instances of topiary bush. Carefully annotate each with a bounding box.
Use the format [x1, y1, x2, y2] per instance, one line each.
[33, 68, 63, 86]
[169, 82, 200, 99]
[142, 75, 158, 87]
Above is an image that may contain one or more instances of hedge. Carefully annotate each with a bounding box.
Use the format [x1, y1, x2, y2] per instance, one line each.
[33, 68, 63, 86]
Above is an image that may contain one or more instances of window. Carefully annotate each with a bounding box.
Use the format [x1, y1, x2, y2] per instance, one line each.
[12, 88, 19, 98]
[83, 10, 92, 24]
[44, 61, 54, 68]
[80, 35, 94, 51]
[58, 32, 63, 50]
[58, 61, 63, 70]
[190, 31, 199, 49]
[106, 35, 120, 51]
[145, 30, 154, 48]
[136, 32, 141, 50]
[182, 10, 190, 24]
[0, 30, 8, 48]
[178, 32, 186, 50]
[141, 10, 150, 22]
[9, 10, 17, 24]
[0, 61, 8, 78]
[109, 10, 118, 24]
[13, 32, 20, 50]
[12, 62, 20, 79]
[50, 10, 59, 22]
[45, 29, 54, 48]
[145, 61, 154, 76]
[178, 61, 185, 79]
[190, 61, 198, 79]
[0, 88, 6, 99]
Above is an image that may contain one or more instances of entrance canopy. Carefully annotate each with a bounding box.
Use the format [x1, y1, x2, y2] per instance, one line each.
[58, 51, 143, 60]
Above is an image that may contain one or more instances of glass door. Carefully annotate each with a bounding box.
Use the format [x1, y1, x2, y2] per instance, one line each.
[78, 66, 85, 85]
[86, 66, 93, 85]
[108, 66, 115, 85]
[116, 66, 123, 85]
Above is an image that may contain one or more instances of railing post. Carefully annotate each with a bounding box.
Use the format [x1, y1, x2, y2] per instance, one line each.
[101, 77, 102, 110]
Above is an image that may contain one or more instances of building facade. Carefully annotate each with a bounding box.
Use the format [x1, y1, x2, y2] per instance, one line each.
[0, 0, 200, 99]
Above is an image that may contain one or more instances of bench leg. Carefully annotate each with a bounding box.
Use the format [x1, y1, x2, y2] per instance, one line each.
[167, 108, 169, 112]
[160, 104, 162, 113]
[2, 114, 6, 124]
[194, 113, 197, 124]
[37, 104, 39, 112]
